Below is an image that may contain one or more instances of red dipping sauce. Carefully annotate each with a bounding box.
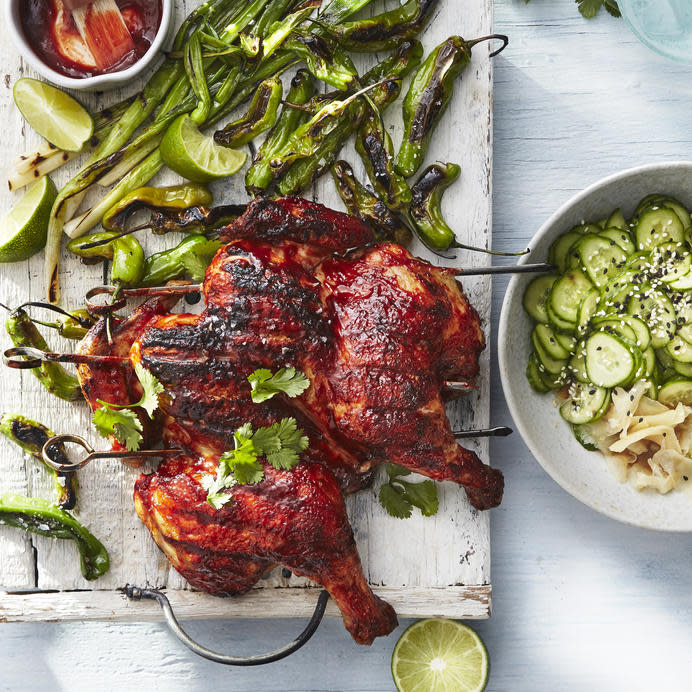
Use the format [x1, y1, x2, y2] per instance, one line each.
[20, 0, 163, 78]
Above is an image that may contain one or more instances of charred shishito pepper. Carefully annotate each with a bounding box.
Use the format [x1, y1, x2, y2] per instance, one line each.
[0, 414, 77, 510]
[0, 494, 109, 581]
[102, 184, 213, 232]
[355, 108, 411, 210]
[214, 78, 283, 148]
[68, 231, 145, 288]
[147, 204, 247, 235]
[334, 0, 439, 52]
[245, 69, 315, 195]
[276, 40, 423, 196]
[140, 235, 223, 286]
[409, 161, 460, 250]
[331, 160, 411, 245]
[395, 36, 474, 179]
[5, 308, 82, 402]
[284, 31, 357, 91]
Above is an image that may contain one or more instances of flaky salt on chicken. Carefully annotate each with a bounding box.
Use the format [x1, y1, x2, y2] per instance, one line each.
[76, 197, 503, 644]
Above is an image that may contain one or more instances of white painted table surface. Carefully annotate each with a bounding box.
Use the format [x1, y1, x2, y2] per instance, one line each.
[3, 2, 692, 690]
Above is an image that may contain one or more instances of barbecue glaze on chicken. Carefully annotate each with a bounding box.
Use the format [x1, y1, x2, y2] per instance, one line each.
[76, 197, 503, 645]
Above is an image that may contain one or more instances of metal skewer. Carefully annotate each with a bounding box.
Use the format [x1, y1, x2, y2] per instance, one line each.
[452, 262, 556, 277]
[3, 346, 128, 369]
[453, 426, 512, 439]
[42, 434, 182, 473]
[86, 284, 202, 314]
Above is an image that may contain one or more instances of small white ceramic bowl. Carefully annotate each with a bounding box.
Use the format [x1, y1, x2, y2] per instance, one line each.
[499, 161, 692, 532]
[5, 0, 173, 91]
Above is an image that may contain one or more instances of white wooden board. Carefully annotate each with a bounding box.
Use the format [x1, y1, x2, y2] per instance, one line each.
[0, 0, 495, 621]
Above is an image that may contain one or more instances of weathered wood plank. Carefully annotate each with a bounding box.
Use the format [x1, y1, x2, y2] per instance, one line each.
[0, 585, 491, 622]
[0, 0, 495, 614]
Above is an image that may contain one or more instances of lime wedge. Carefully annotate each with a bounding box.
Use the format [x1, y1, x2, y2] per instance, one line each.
[160, 115, 247, 183]
[391, 619, 489, 692]
[0, 176, 58, 263]
[13, 78, 94, 152]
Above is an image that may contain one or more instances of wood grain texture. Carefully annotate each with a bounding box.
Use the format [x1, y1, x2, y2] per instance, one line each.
[0, 0, 495, 614]
[6, 3, 692, 692]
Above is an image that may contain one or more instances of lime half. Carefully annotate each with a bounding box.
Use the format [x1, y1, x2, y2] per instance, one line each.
[160, 115, 247, 183]
[0, 176, 58, 263]
[13, 78, 93, 152]
[391, 619, 489, 692]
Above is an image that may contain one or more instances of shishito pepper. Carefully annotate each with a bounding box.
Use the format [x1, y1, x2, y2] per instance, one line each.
[214, 78, 283, 148]
[68, 232, 145, 287]
[331, 160, 411, 245]
[275, 40, 423, 196]
[102, 184, 213, 232]
[141, 234, 223, 286]
[5, 308, 82, 401]
[395, 36, 474, 179]
[334, 0, 439, 52]
[147, 204, 246, 235]
[245, 69, 315, 195]
[0, 494, 109, 581]
[355, 108, 411, 210]
[284, 32, 357, 91]
[409, 162, 460, 250]
[0, 414, 78, 510]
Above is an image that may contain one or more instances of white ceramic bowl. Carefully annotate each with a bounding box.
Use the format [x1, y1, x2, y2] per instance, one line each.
[5, 0, 173, 91]
[499, 161, 692, 532]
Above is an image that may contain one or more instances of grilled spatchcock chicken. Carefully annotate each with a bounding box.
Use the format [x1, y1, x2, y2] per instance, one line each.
[76, 197, 503, 645]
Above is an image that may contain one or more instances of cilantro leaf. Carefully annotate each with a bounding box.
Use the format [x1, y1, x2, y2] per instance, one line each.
[378, 483, 413, 519]
[93, 405, 143, 451]
[603, 0, 620, 17]
[133, 362, 165, 418]
[248, 367, 310, 403]
[378, 464, 439, 519]
[576, 0, 604, 18]
[201, 418, 310, 508]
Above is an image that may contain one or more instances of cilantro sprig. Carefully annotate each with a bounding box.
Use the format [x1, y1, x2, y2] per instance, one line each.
[92, 363, 165, 451]
[248, 367, 310, 403]
[525, 0, 619, 18]
[378, 464, 439, 519]
[202, 418, 309, 509]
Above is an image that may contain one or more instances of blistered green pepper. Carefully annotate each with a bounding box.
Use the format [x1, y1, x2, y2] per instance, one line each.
[102, 184, 213, 232]
[335, 0, 439, 52]
[409, 162, 461, 250]
[141, 235, 223, 287]
[5, 308, 82, 401]
[331, 160, 412, 245]
[0, 494, 109, 581]
[276, 40, 423, 196]
[68, 232, 145, 288]
[57, 309, 94, 340]
[395, 36, 473, 179]
[284, 32, 357, 91]
[214, 78, 283, 148]
[0, 414, 77, 510]
[245, 69, 315, 195]
[355, 109, 411, 210]
[147, 204, 246, 235]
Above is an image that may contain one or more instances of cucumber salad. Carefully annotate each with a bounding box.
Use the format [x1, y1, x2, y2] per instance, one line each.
[523, 193, 692, 454]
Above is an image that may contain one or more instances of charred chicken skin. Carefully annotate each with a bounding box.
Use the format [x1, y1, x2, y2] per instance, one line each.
[76, 197, 503, 645]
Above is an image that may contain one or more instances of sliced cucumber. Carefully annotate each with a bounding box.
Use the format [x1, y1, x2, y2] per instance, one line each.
[569, 343, 590, 383]
[599, 227, 635, 255]
[534, 323, 571, 360]
[585, 331, 637, 387]
[627, 286, 676, 349]
[577, 288, 600, 335]
[532, 329, 569, 375]
[669, 272, 692, 291]
[634, 208, 684, 251]
[665, 335, 692, 363]
[571, 223, 601, 235]
[592, 316, 638, 345]
[546, 302, 577, 333]
[559, 382, 611, 424]
[642, 346, 656, 376]
[672, 359, 692, 378]
[599, 269, 637, 312]
[574, 234, 628, 288]
[572, 423, 600, 451]
[606, 208, 627, 231]
[522, 274, 558, 324]
[555, 331, 576, 353]
[658, 379, 692, 407]
[549, 269, 594, 324]
[526, 353, 550, 393]
[650, 241, 691, 283]
[549, 231, 583, 273]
